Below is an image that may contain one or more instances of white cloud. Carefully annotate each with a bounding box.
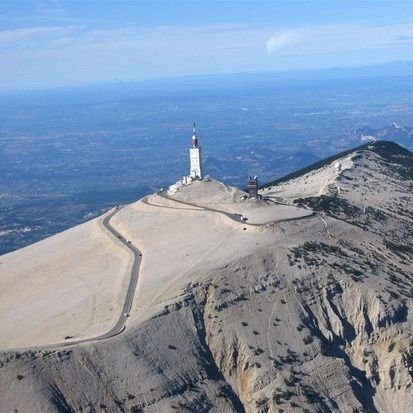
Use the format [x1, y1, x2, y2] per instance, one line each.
[266, 31, 301, 54]
[0, 26, 78, 50]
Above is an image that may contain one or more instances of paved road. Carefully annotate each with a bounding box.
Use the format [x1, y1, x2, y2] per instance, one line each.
[155, 192, 249, 222]
[4, 206, 142, 352]
[155, 192, 316, 226]
[98, 207, 142, 339]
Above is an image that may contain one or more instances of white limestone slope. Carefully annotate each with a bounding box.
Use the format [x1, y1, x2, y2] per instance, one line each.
[261, 153, 355, 201]
[0, 179, 310, 350]
[110, 180, 313, 322]
[170, 179, 312, 224]
[0, 214, 132, 349]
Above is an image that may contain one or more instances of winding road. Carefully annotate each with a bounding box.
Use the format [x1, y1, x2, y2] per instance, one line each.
[98, 207, 142, 339]
[154, 191, 316, 226]
[5, 206, 142, 352]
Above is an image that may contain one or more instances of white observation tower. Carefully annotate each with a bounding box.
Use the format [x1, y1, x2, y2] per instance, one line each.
[189, 122, 202, 179]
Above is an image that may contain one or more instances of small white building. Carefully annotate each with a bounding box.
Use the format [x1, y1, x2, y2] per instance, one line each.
[189, 123, 202, 179]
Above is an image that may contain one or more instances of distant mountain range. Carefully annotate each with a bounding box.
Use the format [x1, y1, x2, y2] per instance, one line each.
[108, 60, 413, 93]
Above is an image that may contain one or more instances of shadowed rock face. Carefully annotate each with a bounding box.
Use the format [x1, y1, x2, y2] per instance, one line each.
[1, 142, 412, 413]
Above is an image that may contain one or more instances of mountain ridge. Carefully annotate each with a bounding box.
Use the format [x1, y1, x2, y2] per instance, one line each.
[0, 142, 412, 412]
[261, 140, 413, 189]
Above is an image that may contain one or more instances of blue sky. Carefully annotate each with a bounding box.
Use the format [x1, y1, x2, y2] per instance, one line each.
[1, 1, 413, 91]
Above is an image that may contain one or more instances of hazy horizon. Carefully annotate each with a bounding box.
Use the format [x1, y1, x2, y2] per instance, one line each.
[2, 58, 413, 94]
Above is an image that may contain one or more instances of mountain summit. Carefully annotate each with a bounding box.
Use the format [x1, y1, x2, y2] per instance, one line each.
[0, 142, 412, 412]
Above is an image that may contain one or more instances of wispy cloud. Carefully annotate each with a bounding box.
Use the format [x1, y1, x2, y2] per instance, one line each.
[1, 0, 101, 28]
[0, 26, 78, 50]
[264, 22, 413, 59]
[266, 31, 301, 53]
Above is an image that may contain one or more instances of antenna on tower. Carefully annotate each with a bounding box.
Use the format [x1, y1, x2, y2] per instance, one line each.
[191, 122, 198, 148]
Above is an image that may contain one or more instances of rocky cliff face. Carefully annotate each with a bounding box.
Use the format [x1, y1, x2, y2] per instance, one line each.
[1, 141, 412, 413]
